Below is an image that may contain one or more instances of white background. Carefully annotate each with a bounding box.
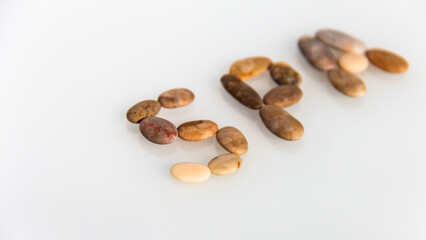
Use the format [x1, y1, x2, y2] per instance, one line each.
[1, 0, 425, 239]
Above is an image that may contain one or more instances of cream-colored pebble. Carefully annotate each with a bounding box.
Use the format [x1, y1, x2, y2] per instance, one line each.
[338, 53, 369, 74]
[170, 162, 211, 183]
[208, 154, 242, 176]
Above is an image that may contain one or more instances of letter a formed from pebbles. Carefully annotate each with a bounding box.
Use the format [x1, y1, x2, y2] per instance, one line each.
[366, 48, 409, 73]
[170, 162, 211, 183]
[157, 88, 195, 108]
[327, 68, 367, 97]
[178, 120, 218, 141]
[316, 29, 367, 53]
[298, 36, 337, 71]
[126, 100, 161, 123]
[139, 116, 178, 144]
[208, 154, 242, 176]
[229, 57, 272, 81]
[269, 62, 302, 86]
[216, 126, 248, 155]
[263, 85, 303, 108]
[221, 74, 263, 110]
[259, 105, 304, 141]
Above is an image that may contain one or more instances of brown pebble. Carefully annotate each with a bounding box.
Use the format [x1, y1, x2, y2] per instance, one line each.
[139, 116, 178, 144]
[316, 29, 367, 53]
[178, 120, 218, 141]
[269, 62, 302, 86]
[338, 53, 369, 74]
[216, 127, 248, 155]
[126, 100, 161, 123]
[259, 105, 304, 141]
[298, 36, 337, 71]
[221, 74, 263, 110]
[263, 85, 303, 108]
[208, 154, 242, 176]
[366, 48, 409, 73]
[229, 57, 272, 80]
[327, 69, 367, 97]
[157, 88, 194, 108]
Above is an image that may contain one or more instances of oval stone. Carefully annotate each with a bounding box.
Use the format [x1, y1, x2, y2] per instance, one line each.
[269, 62, 302, 86]
[338, 52, 369, 74]
[170, 162, 211, 183]
[139, 116, 178, 144]
[221, 74, 263, 109]
[208, 154, 242, 176]
[229, 57, 272, 80]
[259, 105, 304, 141]
[316, 29, 367, 53]
[327, 68, 367, 97]
[126, 100, 161, 123]
[263, 85, 303, 108]
[178, 120, 218, 141]
[298, 36, 337, 71]
[366, 48, 409, 73]
[216, 126, 248, 155]
[157, 88, 194, 108]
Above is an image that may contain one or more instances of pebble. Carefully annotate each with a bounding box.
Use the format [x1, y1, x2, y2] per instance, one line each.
[263, 85, 303, 108]
[208, 154, 242, 176]
[221, 74, 263, 109]
[327, 68, 367, 97]
[259, 105, 304, 141]
[298, 36, 337, 71]
[338, 53, 369, 74]
[157, 88, 194, 108]
[216, 126, 248, 155]
[229, 57, 272, 80]
[126, 100, 161, 123]
[269, 62, 302, 86]
[178, 120, 218, 141]
[139, 116, 178, 144]
[170, 162, 211, 183]
[316, 29, 367, 53]
[366, 48, 409, 73]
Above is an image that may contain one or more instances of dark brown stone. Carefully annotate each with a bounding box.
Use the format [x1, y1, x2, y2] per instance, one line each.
[263, 85, 303, 108]
[269, 62, 302, 86]
[366, 48, 409, 73]
[178, 120, 218, 141]
[158, 88, 195, 108]
[126, 100, 161, 123]
[220, 74, 263, 110]
[327, 69, 367, 97]
[316, 29, 367, 53]
[298, 36, 337, 71]
[139, 116, 177, 144]
[259, 105, 304, 141]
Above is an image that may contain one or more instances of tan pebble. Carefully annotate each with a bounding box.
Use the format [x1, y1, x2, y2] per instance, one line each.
[298, 36, 337, 71]
[269, 62, 302, 86]
[366, 48, 409, 73]
[221, 74, 263, 109]
[126, 100, 161, 123]
[229, 57, 272, 80]
[158, 88, 194, 108]
[327, 68, 367, 97]
[263, 85, 303, 108]
[259, 105, 304, 141]
[216, 127, 248, 155]
[178, 120, 218, 141]
[338, 53, 369, 74]
[316, 29, 367, 53]
[170, 162, 211, 183]
[208, 154, 242, 176]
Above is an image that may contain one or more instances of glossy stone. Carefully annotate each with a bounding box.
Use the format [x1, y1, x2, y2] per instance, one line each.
[221, 74, 263, 109]
[208, 154, 242, 176]
[126, 100, 161, 123]
[259, 105, 304, 141]
[229, 57, 272, 80]
[157, 88, 194, 108]
[178, 120, 218, 141]
[216, 126, 248, 155]
[170, 162, 211, 183]
[269, 62, 302, 86]
[298, 36, 337, 71]
[338, 53, 369, 74]
[327, 68, 367, 97]
[366, 48, 409, 73]
[263, 85, 303, 108]
[139, 116, 178, 144]
[316, 29, 367, 53]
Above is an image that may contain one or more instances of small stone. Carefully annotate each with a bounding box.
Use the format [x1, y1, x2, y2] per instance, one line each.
[263, 85, 303, 108]
[221, 74, 263, 110]
[158, 88, 194, 108]
[298, 36, 337, 71]
[208, 154, 242, 176]
[229, 57, 272, 80]
[178, 120, 218, 141]
[216, 126, 248, 155]
[269, 62, 302, 86]
[170, 162, 211, 183]
[126, 100, 161, 123]
[139, 116, 178, 144]
[338, 53, 369, 74]
[366, 48, 409, 73]
[316, 29, 367, 53]
[327, 68, 367, 97]
[259, 105, 304, 141]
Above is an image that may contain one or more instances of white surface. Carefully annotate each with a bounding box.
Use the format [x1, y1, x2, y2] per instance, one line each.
[1, 0, 426, 239]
